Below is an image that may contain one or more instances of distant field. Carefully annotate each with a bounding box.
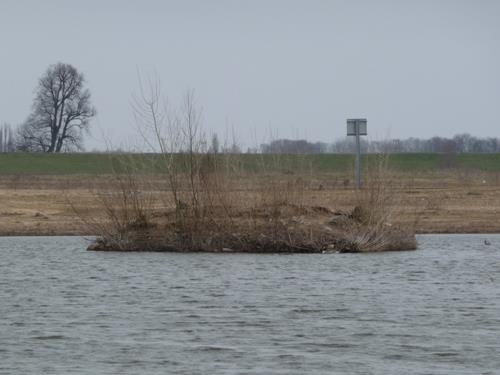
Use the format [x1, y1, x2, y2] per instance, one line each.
[0, 152, 499, 175]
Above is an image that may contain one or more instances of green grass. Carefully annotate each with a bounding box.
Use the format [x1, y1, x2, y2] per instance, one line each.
[0, 153, 116, 174]
[0, 152, 499, 175]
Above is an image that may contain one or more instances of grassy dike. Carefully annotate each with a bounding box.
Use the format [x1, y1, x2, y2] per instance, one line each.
[1, 152, 500, 175]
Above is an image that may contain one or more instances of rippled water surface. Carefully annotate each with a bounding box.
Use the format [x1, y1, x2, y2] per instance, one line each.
[1, 235, 499, 374]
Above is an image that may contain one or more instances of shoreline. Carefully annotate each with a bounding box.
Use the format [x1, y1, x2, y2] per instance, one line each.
[2, 228, 500, 236]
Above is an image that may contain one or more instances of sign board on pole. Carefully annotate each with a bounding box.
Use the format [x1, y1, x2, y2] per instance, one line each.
[347, 119, 367, 136]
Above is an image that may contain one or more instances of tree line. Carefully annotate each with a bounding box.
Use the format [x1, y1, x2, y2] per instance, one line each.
[260, 134, 500, 154]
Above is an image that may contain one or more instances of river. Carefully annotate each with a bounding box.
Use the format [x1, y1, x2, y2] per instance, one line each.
[1, 235, 499, 374]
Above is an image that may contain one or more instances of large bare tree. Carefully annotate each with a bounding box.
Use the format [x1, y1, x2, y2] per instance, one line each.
[19, 62, 96, 152]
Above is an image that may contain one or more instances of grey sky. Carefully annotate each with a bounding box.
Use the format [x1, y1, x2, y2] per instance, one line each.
[1, 0, 499, 150]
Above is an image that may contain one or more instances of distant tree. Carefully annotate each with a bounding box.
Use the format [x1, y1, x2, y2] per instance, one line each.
[453, 133, 472, 153]
[210, 133, 220, 154]
[261, 139, 326, 154]
[314, 141, 330, 153]
[0, 123, 16, 152]
[19, 62, 96, 152]
[259, 134, 500, 154]
[223, 143, 241, 154]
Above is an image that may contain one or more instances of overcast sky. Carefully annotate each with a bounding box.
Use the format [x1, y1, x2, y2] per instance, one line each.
[1, 0, 499, 150]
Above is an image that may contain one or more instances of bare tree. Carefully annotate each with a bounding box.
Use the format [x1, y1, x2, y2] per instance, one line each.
[19, 62, 96, 152]
[179, 90, 205, 214]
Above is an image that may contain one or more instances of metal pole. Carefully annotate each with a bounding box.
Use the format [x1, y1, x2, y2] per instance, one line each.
[355, 123, 361, 189]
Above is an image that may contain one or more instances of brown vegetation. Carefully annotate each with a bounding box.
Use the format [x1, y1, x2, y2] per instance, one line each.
[67, 145, 417, 253]
[1, 169, 500, 243]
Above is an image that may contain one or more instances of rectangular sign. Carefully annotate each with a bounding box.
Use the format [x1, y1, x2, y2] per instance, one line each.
[347, 119, 367, 136]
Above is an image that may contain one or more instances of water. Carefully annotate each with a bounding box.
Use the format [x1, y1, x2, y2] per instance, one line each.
[0, 235, 499, 375]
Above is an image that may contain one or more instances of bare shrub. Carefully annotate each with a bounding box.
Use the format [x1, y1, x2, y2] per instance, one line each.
[337, 153, 417, 252]
[72, 155, 156, 250]
[79, 75, 415, 253]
